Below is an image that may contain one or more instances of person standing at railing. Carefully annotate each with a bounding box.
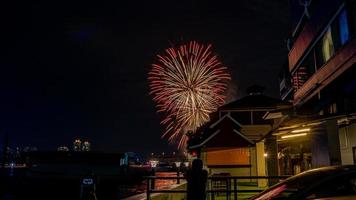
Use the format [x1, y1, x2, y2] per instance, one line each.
[185, 159, 208, 200]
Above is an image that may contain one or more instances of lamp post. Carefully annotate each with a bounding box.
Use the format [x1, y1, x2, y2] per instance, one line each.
[149, 160, 158, 190]
[174, 161, 181, 184]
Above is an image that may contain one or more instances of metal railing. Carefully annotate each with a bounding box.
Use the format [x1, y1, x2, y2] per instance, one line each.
[146, 175, 290, 200]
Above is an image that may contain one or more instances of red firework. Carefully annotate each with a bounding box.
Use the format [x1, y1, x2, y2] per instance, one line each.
[148, 41, 230, 148]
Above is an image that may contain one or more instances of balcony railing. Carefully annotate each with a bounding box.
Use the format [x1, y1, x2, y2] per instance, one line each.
[146, 175, 290, 200]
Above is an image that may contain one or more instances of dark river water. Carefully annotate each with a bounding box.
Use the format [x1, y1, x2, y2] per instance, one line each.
[0, 167, 180, 200]
[0, 167, 151, 200]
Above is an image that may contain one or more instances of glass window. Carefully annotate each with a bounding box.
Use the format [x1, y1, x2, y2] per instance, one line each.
[339, 9, 350, 45]
[304, 173, 356, 199]
[292, 51, 315, 90]
[252, 170, 356, 200]
[351, 1, 356, 36]
[316, 26, 336, 68]
[321, 27, 335, 63]
[292, 66, 309, 91]
[252, 170, 333, 200]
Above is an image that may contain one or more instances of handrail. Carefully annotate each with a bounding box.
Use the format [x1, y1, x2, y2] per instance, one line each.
[145, 175, 290, 200]
[145, 175, 290, 179]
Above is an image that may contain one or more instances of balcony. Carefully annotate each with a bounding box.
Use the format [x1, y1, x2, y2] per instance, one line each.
[293, 38, 356, 106]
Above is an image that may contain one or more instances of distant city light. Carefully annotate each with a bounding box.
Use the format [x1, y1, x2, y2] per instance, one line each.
[149, 160, 159, 168]
[10, 162, 15, 168]
[57, 146, 69, 151]
[174, 162, 181, 168]
[73, 139, 82, 151]
[184, 162, 190, 167]
[82, 141, 91, 151]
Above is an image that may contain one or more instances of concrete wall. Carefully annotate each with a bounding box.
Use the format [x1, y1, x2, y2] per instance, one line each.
[200, 147, 256, 177]
[339, 123, 356, 165]
[205, 147, 258, 182]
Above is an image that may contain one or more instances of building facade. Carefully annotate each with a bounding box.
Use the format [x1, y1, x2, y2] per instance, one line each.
[188, 86, 292, 186]
[274, 0, 356, 175]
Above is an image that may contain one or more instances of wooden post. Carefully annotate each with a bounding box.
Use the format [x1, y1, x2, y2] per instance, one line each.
[234, 178, 237, 200]
[226, 177, 230, 200]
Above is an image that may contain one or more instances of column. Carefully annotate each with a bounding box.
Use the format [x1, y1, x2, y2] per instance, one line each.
[256, 141, 267, 187]
[311, 119, 341, 167]
[265, 135, 279, 186]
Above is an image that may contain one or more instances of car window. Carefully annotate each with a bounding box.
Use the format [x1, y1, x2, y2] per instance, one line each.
[303, 173, 356, 199]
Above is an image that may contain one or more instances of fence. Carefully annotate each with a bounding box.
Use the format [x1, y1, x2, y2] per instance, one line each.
[146, 175, 290, 200]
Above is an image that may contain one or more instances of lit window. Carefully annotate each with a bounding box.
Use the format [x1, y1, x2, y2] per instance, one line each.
[321, 27, 335, 63]
[338, 10, 350, 45]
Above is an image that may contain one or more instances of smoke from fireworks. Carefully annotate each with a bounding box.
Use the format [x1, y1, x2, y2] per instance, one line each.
[148, 41, 231, 148]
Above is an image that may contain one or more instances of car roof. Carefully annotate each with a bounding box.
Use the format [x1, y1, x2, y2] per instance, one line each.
[284, 165, 356, 182]
[250, 165, 356, 200]
[313, 195, 356, 200]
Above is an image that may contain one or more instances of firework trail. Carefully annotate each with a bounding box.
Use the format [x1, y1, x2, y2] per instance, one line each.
[148, 41, 230, 148]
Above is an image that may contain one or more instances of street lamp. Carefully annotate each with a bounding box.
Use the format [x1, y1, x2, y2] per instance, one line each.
[174, 161, 181, 184]
[149, 160, 159, 190]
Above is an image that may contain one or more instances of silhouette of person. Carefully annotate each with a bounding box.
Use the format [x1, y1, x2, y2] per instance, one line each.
[186, 159, 208, 200]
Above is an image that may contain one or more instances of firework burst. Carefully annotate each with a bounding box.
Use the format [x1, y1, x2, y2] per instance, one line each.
[148, 41, 231, 148]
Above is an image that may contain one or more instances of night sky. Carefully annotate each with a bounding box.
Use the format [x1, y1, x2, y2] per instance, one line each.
[1, 1, 290, 154]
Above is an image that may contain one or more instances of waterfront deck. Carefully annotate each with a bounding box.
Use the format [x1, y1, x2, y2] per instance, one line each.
[140, 175, 289, 200]
[126, 183, 267, 200]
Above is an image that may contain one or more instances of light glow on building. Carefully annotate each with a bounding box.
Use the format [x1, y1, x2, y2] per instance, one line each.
[291, 128, 310, 133]
[281, 133, 307, 139]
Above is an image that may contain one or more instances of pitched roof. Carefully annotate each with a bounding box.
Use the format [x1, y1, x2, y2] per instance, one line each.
[188, 113, 253, 149]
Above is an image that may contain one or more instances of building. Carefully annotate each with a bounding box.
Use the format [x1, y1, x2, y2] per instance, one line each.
[272, 0, 356, 175]
[148, 151, 188, 171]
[57, 146, 69, 151]
[82, 141, 91, 152]
[73, 139, 82, 151]
[188, 86, 292, 186]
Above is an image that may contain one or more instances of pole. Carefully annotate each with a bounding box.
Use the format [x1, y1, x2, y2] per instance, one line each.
[226, 177, 229, 200]
[177, 167, 180, 184]
[151, 168, 155, 190]
[146, 178, 151, 200]
[234, 178, 237, 200]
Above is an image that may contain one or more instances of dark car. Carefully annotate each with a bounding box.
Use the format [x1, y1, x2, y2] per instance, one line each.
[250, 165, 356, 200]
